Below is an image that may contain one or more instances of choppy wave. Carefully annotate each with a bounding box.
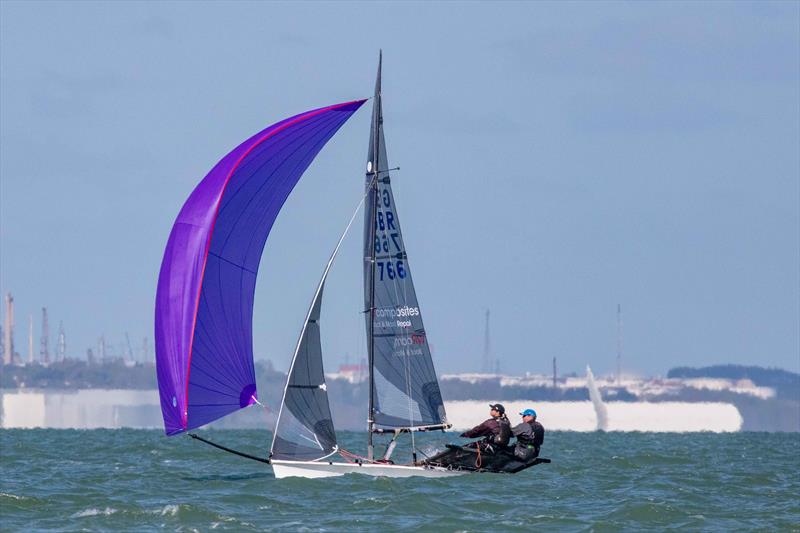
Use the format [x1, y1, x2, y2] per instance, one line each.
[0, 429, 797, 530]
[71, 507, 118, 518]
[0, 492, 29, 501]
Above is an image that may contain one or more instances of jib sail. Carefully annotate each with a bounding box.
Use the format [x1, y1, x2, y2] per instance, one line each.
[270, 281, 337, 461]
[270, 195, 366, 461]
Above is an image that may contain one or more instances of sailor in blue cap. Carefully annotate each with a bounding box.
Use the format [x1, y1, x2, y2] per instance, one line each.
[511, 408, 545, 460]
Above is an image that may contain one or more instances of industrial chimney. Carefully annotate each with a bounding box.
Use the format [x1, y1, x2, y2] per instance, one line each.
[3, 293, 14, 366]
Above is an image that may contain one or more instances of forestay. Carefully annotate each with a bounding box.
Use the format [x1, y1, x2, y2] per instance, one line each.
[363, 56, 447, 430]
[155, 99, 365, 436]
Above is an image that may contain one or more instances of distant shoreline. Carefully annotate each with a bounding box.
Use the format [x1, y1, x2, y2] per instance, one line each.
[2, 363, 797, 432]
[2, 388, 797, 433]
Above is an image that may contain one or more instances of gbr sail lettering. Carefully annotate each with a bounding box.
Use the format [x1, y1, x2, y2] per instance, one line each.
[374, 187, 406, 281]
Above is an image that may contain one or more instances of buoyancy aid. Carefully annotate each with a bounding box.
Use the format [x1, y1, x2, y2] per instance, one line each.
[494, 416, 511, 446]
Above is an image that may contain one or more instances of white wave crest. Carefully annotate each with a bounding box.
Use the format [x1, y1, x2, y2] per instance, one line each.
[0, 492, 28, 500]
[71, 507, 117, 518]
[155, 504, 180, 516]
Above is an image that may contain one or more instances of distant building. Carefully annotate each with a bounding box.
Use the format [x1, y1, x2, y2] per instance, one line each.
[327, 360, 368, 384]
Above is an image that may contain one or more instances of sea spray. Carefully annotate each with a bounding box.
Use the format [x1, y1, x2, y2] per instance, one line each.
[586, 366, 609, 431]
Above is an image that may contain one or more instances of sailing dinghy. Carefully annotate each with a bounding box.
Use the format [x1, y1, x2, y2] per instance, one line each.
[153, 88, 457, 478]
[269, 54, 462, 478]
[270, 54, 549, 478]
[156, 55, 548, 478]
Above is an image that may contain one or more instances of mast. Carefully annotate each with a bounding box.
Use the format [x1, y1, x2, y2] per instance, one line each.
[363, 52, 448, 462]
[366, 51, 382, 461]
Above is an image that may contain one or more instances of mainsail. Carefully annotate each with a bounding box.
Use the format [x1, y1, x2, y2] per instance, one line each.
[364, 54, 447, 432]
[155, 99, 365, 436]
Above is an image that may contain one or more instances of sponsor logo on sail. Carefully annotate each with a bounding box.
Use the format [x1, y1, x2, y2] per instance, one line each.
[394, 333, 427, 347]
[374, 305, 419, 318]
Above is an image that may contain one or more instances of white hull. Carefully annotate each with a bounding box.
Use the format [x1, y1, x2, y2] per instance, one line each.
[271, 459, 467, 479]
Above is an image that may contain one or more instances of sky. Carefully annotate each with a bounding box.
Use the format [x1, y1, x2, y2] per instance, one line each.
[1, 1, 798, 377]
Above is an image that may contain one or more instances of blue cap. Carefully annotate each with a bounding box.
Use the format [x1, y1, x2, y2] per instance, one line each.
[520, 408, 537, 417]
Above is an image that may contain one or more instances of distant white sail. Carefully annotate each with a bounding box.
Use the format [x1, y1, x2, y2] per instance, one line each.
[586, 366, 609, 431]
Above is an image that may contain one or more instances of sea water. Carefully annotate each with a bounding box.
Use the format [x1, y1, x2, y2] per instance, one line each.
[1, 429, 798, 531]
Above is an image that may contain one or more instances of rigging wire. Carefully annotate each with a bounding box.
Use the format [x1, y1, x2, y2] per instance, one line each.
[270, 181, 373, 459]
[338, 447, 373, 463]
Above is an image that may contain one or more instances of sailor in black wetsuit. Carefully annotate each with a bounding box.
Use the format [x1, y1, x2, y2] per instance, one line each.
[512, 408, 545, 460]
[460, 403, 511, 452]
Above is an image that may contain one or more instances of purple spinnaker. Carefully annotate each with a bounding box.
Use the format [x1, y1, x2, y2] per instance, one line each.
[155, 99, 366, 436]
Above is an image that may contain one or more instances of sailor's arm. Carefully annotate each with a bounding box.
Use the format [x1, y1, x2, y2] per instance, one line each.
[460, 420, 491, 438]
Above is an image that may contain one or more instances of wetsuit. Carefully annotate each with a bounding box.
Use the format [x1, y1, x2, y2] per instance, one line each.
[511, 419, 545, 460]
[460, 416, 511, 449]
